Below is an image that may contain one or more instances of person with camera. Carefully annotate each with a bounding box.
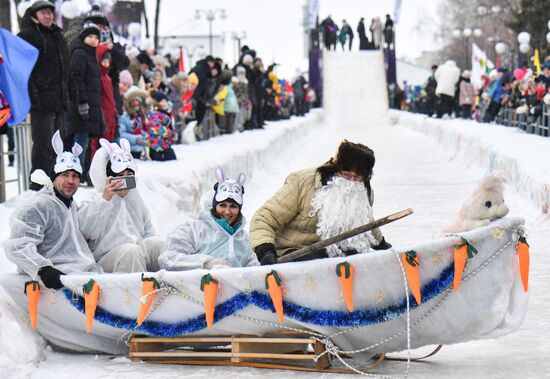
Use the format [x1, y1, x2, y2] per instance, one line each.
[250, 140, 392, 265]
[77, 138, 163, 273]
[4, 131, 101, 290]
[159, 168, 259, 271]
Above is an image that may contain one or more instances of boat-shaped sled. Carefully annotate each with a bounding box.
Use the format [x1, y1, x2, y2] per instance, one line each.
[0, 217, 529, 359]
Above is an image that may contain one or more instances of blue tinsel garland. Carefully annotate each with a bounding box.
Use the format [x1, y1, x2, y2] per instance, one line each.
[61, 264, 453, 336]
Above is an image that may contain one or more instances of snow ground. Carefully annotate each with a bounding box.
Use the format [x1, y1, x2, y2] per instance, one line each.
[1, 109, 549, 378]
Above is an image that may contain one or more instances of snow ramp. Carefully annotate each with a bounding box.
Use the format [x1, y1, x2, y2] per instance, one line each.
[323, 50, 388, 125]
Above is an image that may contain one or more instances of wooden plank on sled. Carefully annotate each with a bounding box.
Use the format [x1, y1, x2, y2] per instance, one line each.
[129, 333, 331, 370]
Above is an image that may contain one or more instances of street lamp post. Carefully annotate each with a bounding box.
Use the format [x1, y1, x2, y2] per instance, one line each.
[195, 9, 226, 55]
[231, 31, 247, 59]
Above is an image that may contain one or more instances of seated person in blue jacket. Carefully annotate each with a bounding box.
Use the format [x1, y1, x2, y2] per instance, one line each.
[159, 168, 259, 270]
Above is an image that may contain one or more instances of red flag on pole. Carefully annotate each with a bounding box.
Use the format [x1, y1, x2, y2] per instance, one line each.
[178, 46, 185, 73]
[495, 54, 500, 69]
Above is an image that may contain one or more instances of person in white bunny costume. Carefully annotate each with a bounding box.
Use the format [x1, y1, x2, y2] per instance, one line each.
[77, 138, 163, 273]
[4, 131, 101, 290]
[159, 168, 259, 271]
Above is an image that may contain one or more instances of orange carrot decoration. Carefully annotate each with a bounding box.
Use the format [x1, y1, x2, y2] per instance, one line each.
[401, 251, 422, 305]
[453, 237, 478, 292]
[336, 262, 354, 312]
[24, 281, 40, 330]
[83, 279, 99, 333]
[137, 274, 160, 326]
[265, 270, 284, 324]
[200, 274, 219, 329]
[517, 236, 530, 292]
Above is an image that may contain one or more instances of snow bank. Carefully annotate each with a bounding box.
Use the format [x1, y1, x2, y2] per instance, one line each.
[390, 110, 550, 215]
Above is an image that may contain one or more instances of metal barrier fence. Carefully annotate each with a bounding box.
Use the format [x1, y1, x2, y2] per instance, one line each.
[494, 104, 549, 137]
[0, 123, 32, 203]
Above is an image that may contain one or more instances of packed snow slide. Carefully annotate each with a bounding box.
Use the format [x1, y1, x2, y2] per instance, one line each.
[322, 50, 388, 125]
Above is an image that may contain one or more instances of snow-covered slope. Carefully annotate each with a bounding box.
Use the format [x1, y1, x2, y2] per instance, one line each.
[322, 50, 388, 125]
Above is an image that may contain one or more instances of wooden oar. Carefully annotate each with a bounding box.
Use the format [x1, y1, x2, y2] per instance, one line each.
[277, 208, 413, 263]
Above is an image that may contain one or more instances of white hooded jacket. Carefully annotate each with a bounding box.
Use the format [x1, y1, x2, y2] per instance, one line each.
[159, 194, 259, 270]
[77, 145, 156, 262]
[4, 179, 101, 279]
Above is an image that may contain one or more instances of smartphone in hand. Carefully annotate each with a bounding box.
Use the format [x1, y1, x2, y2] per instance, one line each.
[111, 175, 136, 191]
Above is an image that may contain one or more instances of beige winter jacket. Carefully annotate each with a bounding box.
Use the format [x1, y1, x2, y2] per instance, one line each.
[250, 167, 384, 257]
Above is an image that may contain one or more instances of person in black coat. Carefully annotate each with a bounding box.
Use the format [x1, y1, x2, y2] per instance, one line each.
[18, 1, 71, 190]
[64, 23, 105, 179]
[83, 5, 130, 117]
[357, 18, 369, 50]
[190, 55, 216, 124]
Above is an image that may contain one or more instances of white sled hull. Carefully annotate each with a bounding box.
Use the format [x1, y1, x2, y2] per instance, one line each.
[1, 218, 528, 356]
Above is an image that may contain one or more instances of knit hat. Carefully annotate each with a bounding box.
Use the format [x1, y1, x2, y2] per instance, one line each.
[188, 72, 199, 85]
[136, 51, 154, 67]
[30, 0, 55, 14]
[80, 22, 101, 41]
[151, 90, 168, 103]
[333, 140, 375, 179]
[119, 70, 134, 87]
[49, 130, 83, 182]
[84, 5, 109, 27]
[212, 168, 246, 209]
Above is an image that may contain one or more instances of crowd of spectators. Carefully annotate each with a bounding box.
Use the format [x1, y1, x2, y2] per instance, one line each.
[393, 57, 550, 128]
[11, 2, 316, 188]
[314, 14, 394, 51]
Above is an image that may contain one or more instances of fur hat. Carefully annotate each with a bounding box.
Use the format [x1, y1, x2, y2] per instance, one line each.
[30, 0, 55, 14]
[212, 168, 246, 209]
[80, 22, 101, 41]
[84, 5, 109, 27]
[334, 140, 375, 179]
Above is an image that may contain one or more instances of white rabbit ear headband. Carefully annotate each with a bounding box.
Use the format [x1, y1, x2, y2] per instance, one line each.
[51, 130, 83, 176]
[99, 138, 138, 174]
[213, 167, 246, 207]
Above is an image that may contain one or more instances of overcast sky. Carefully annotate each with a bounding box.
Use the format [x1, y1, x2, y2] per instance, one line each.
[147, 0, 442, 77]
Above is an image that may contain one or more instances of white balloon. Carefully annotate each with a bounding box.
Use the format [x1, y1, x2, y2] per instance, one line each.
[517, 31, 530, 44]
[61, 1, 79, 19]
[127, 22, 141, 38]
[473, 28, 482, 37]
[452, 29, 461, 38]
[17, 1, 31, 18]
[548, 19, 550, 30]
[519, 43, 530, 54]
[547, 31, 550, 44]
[495, 42, 507, 55]
[463, 28, 472, 37]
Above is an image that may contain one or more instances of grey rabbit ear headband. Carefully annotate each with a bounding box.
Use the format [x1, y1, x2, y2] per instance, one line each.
[213, 167, 246, 206]
[52, 130, 83, 175]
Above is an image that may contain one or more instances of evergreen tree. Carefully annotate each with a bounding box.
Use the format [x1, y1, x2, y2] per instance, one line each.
[507, 0, 550, 59]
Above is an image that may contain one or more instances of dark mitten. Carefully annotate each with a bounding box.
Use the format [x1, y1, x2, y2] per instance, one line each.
[254, 243, 278, 265]
[372, 237, 392, 251]
[38, 266, 65, 290]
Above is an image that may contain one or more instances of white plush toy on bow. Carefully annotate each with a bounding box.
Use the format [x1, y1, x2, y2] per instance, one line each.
[214, 167, 246, 206]
[443, 172, 509, 233]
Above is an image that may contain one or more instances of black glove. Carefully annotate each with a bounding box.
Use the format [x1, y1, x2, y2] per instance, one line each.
[38, 266, 65, 290]
[78, 103, 90, 121]
[254, 243, 278, 265]
[372, 237, 392, 251]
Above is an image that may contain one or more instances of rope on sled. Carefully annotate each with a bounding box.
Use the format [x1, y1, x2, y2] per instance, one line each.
[133, 226, 519, 377]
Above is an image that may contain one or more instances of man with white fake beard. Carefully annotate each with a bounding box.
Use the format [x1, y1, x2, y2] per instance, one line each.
[250, 140, 391, 265]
